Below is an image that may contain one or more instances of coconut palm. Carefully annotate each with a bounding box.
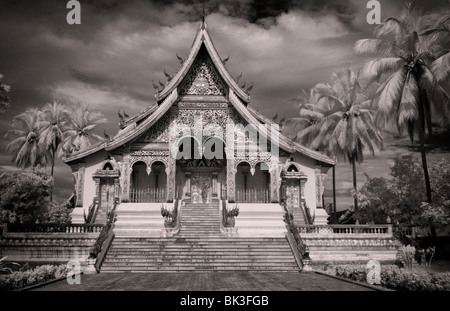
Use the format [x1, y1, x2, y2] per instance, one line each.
[285, 89, 339, 221]
[299, 69, 382, 212]
[0, 74, 11, 113]
[39, 101, 70, 177]
[355, 1, 450, 208]
[5, 108, 47, 168]
[62, 104, 107, 155]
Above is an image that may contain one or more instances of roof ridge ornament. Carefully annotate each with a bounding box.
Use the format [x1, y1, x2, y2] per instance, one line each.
[201, 1, 206, 30]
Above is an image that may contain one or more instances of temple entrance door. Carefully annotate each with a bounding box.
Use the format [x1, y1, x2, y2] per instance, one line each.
[100, 178, 115, 212]
[285, 179, 300, 214]
[190, 171, 212, 203]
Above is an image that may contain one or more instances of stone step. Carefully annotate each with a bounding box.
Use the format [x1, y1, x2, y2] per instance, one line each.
[183, 205, 220, 207]
[108, 250, 293, 255]
[109, 245, 292, 251]
[100, 267, 299, 272]
[182, 206, 219, 209]
[106, 253, 294, 257]
[177, 232, 222, 235]
[178, 228, 221, 230]
[102, 258, 294, 262]
[102, 265, 299, 271]
[179, 221, 220, 223]
[104, 258, 296, 263]
[110, 244, 292, 249]
[113, 238, 289, 243]
[180, 213, 219, 217]
[102, 262, 298, 268]
[179, 223, 220, 226]
[109, 244, 292, 249]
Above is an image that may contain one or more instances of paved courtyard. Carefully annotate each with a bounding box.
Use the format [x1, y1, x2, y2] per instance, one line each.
[31, 272, 378, 291]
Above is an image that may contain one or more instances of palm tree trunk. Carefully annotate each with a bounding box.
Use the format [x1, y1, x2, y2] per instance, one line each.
[418, 90, 436, 241]
[351, 157, 358, 212]
[332, 165, 337, 223]
[50, 148, 55, 202]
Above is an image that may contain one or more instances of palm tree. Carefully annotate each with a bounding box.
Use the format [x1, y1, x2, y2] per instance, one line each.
[297, 69, 382, 212]
[0, 74, 11, 113]
[355, 2, 450, 213]
[285, 90, 338, 221]
[5, 108, 47, 168]
[62, 104, 107, 155]
[38, 102, 71, 201]
[39, 101, 70, 177]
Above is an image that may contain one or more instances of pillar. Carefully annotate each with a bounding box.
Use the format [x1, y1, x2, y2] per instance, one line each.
[73, 163, 85, 207]
[226, 158, 236, 202]
[93, 177, 101, 202]
[185, 172, 191, 198]
[166, 156, 176, 202]
[212, 171, 218, 198]
[269, 164, 279, 203]
[314, 167, 329, 225]
[120, 156, 131, 202]
[280, 179, 286, 204]
[114, 178, 120, 201]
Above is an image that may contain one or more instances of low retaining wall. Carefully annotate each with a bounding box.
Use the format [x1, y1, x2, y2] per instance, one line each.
[234, 204, 287, 237]
[113, 203, 170, 237]
[0, 232, 99, 264]
[298, 225, 402, 265]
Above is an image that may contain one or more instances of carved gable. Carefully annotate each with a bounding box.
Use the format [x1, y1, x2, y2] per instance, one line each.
[179, 47, 226, 96]
[134, 113, 171, 143]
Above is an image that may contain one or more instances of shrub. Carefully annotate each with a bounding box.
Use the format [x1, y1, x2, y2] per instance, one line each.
[0, 263, 68, 291]
[0, 167, 53, 225]
[42, 200, 73, 224]
[332, 264, 450, 291]
[399, 245, 416, 269]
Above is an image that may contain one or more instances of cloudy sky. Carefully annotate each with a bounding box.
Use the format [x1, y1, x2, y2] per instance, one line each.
[0, 0, 449, 209]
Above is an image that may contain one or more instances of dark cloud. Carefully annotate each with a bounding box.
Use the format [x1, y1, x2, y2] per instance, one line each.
[1, 0, 449, 207]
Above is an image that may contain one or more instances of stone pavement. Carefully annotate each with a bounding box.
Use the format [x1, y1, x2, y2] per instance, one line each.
[30, 272, 377, 291]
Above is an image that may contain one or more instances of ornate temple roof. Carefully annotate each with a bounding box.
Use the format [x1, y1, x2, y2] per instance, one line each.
[63, 21, 335, 166]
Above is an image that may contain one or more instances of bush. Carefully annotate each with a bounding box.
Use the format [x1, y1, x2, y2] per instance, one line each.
[0, 167, 53, 225]
[332, 264, 450, 291]
[41, 200, 73, 224]
[0, 264, 68, 291]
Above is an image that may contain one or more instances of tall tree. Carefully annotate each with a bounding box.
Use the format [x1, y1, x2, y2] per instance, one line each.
[39, 101, 70, 177]
[62, 104, 107, 155]
[5, 108, 47, 168]
[285, 89, 338, 221]
[39, 102, 70, 201]
[355, 1, 450, 236]
[292, 69, 382, 211]
[0, 73, 11, 113]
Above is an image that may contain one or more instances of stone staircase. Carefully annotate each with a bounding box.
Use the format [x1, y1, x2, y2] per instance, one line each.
[101, 237, 299, 272]
[178, 203, 222, 237]
[93, 204, 108, 225]
[100, 202, 299, 273]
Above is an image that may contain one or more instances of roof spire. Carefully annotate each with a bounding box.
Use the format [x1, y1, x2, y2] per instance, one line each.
[201, 0, 206, 29]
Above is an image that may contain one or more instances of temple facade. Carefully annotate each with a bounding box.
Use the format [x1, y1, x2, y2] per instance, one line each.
[63, 21, 335, 231]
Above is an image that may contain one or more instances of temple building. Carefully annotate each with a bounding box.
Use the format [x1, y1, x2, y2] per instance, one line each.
[63, 20, 335, 235]
[0, 21, 402, 273]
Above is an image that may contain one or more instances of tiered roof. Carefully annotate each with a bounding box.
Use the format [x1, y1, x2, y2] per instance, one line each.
[63, 21, 335, 166]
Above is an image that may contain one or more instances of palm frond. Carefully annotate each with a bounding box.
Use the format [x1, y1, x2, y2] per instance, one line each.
[376, 69, 407, 113]
[361, 58, 403, 80]
[355, 39, 382, 54]
[432, 51, 450, 82]
[397, 72, 419, 127]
